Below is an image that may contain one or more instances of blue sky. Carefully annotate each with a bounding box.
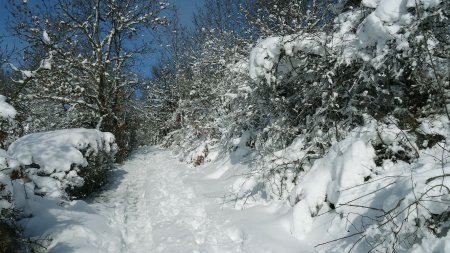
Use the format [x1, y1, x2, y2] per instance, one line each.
[0, 0, 203, 77]
[170, 0, 203, 26]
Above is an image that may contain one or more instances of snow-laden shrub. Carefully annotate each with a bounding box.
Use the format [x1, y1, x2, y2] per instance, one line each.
[0, 96, 22, 252]
[0, 96, 18, 219]
[0, 127, 117, 251]
[284, 115, 450, 252]
[177, 0, 449, 251]
[0, 95, 20, 149]
[223, 0, 448, 203]
[7, 128, 117, 199]
[0, 151, 17, 221]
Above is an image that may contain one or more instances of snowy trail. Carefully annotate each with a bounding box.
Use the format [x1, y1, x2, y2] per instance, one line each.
[91, 146, 244, 253]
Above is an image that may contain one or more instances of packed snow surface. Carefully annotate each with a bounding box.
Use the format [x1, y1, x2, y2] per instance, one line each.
[22, 147, 308, 252]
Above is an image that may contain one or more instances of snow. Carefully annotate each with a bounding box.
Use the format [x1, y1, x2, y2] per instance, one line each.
[0, 170, 14, 210]
[183, 116, 450, 252]
[349, 0, 442, 67]
[20, 193, 123, 252]
[0, 95, 17, 120]
[3, 0, 447, 251]
[249, 0, 443, 77]
[43, 30, 51, 44]
[362, 0, 380, 8]
[407, 0, 442, 9]
[8, 128, 116, 175]
[410, 237, 450, 253]
[20, 146, 308, 252]
[374, 0, 408, 23]
[21, 70, 34, 78]
[0, 97, 18, 211]
[249, 34, 324, 82]
[13, 128, 450, 252]
[285, 117, 450, 252]
[228, 59, 249, 74]
[289, 134, 375, 238]
[7, 128, 116, 197]
[40, 53, 53, 70]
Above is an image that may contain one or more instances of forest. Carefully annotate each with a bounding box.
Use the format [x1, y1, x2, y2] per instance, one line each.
[0, 0, 449, 252]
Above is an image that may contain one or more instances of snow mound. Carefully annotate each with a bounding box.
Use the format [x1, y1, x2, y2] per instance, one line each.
[8, 128, 116, 174]
[290, 134, 375, 238]
[7, 128, 117, 198]
[283, 117, 450, 252]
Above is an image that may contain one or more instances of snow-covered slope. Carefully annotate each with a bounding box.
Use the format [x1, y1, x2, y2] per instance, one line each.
[18, 135, 450, 252]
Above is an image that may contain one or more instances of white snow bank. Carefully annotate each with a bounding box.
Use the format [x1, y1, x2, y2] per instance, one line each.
[0, 95, 16, 120]
[0, 129, 119, 252]
[290, 135, 375, 238]
[283, 117, 450, 252]
[7, 128, 116, 198]
[17, 183, 123, 252]
[8, 128, 116, 174]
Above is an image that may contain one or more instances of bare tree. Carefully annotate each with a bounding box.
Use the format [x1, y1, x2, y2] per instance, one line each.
[6, 0, 169, 160]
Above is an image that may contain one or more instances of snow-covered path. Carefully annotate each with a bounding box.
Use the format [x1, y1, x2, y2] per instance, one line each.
[91, 146, 245, 253]
[25, 146, 308, 252]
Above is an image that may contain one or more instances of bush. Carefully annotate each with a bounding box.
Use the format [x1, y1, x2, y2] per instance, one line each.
[7, 128, 117, 199]
[0, 222, 20, 253]
[65, 149, 115, 199]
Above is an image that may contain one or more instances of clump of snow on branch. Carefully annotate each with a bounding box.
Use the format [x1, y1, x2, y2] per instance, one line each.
[0, 95, 17, 120]
[42, 30, 51, 45]
[10, 52, 53, 82]
[249, 34, 324, 82]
